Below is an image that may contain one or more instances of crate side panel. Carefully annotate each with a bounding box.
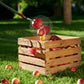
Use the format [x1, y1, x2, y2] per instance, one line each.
[46, 54, 81, 68]
[19, 62, 45, 75]
[46, 61, 81, 74]
[19, 54, 45, 67]
[46, 47, 81, 60]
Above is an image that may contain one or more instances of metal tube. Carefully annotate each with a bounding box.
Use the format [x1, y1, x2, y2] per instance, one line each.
[0, 1, 32, 21]
[0, 1, 18, 14]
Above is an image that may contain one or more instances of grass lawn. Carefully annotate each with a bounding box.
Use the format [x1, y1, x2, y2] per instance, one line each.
[0, 17, 84, 84]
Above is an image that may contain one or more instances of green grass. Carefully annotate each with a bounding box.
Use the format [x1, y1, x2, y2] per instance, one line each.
[0, 17, 84, 84]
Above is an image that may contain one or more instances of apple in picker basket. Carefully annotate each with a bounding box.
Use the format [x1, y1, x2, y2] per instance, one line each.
[12, 78, 20, 84]
[28, 47, 37, 55]
[32, 18, 42, 29]
[1, 79, 10, 84]
[37, 25, 50, 36]
[77, 79, 84, 84]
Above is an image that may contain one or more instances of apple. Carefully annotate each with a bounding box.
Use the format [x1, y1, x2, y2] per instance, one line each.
[70, 67, 77, 72]
[1, 79, 10, 84]
[37, 28, 44, 36]
[77, 79, 84, 84]
[49, 35, 61, 41]
[42, 25, 50, 34]
[12, 78, 20, 84]
[35, 80, 43, 84]
[33, 70, 40, 76]
[5, 65, 13, 69]
[32, 18, 42, 29]
[28, 47, 37, 55]
[37, 25, 50, 36]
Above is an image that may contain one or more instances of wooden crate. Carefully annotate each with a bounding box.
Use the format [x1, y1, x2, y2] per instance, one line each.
[18, 35, 81, 75]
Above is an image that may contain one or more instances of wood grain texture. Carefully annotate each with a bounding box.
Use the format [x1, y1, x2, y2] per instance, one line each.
[19, 62, 45, 74]
[46, 61, 81, 74]
[18, 37, 46, 48]
[46, 54, 81, 68]
[19, 54, 45, 67]
[18, 46, 45, 59]
[44, 38, 81, 49]
[18, 38, 33, 47]
[46, 47, 81, 61]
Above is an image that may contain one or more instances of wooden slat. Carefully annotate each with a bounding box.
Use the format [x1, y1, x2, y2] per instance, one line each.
[56, 35, 81, 40]
[46, 54, 81, 68]
[44, 38, 81, 49]
[46, 61, 81, 74]
[18, 37, 46, 48]
[19, 62, 45, 75]
[46, 47, 81, 60]
[19, 54, 45, 67]
[18, 46, 45, 59]
[24, 36, 40, 40]
[18, 38, 33, 47]
[18, 46, 34, 56]
[31, 40, 45, 48]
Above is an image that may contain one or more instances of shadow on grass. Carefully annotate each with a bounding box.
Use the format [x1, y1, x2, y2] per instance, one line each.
[0, 22, 33, 61]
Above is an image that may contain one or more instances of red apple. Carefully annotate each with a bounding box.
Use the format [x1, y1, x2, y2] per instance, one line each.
[37, 25, 50, 36]
[5, 65, 13, 69]
[70, 67, 77, 72]
[77, 79, 84, 84]
[28, 47, 37, 55]
[33, 70, 40, 76]
[35, 80, 43, 84]
[1, 79, 10, 84]
[37, 28, 44, 36]
[49, 35, 61, 41]
[32, 18, 42, 29]
[12, 78, 20, 84]
[41, 25, 50, 34]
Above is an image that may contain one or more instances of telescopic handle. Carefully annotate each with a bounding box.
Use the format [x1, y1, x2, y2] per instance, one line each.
[0, 1, 32, 20]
